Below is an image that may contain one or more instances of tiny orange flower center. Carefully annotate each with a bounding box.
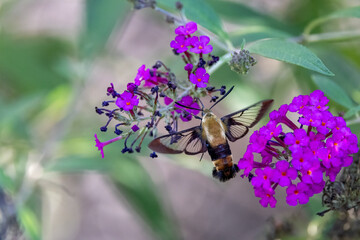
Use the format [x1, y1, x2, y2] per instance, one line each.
[321, 122, 326, 126]
[294, 190, 299, 195]
[299, 157, 304, 162]
[266, 194, 271, 198]
[295, 140, 300, 144]
[270, 131, 274, 135]
[307, 170, 312, 176]
[198, 46, 203, 49]
[309, 119, 313, 122]
[317, 105, 321, 109]
[180, 44, 184, 48]
[263, 175, 268, 180]
[281, 172, 287, 177]
[336, 127, 340, 130]
[197, 78, 202, 82]
[328, 154, 331, 159]
[126, 102, 131, 106]
[334, 142, 338, 146]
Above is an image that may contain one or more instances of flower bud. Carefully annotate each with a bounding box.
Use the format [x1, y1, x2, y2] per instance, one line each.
[229, 49, 256, 75]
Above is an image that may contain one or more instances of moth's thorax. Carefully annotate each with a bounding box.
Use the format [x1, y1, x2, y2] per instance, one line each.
[202, 111, 226, 147]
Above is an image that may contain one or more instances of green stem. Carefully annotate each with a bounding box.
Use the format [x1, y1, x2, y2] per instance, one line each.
[208, 52, 232, 75]
[301, 30, 360, 43]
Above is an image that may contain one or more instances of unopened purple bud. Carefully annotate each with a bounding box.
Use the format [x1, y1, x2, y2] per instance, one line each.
[131, 125, 140, 132]
[197, 58, 206, 68]
[151, 86, 159, 94]
[100, 126, 107, 132]
[150, 151, 158, 158]
[206, 86, 215, 91]
[211, 96, 219, 102]
[184, 63, 193, 72]
[95, 107, 104, 115]
[127, 83, 138, 93]
[114, 128, 123, 135]
[165, 125, 172, 132]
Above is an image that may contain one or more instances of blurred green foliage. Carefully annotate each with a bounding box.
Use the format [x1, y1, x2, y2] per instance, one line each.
[0, 0, 359, 239]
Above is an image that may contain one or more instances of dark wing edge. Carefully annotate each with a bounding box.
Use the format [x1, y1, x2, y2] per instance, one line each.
[148, 126, 207, 155]
[221, 99, 274, 142]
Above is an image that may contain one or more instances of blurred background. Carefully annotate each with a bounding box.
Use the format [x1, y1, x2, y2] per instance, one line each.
[0, 0, 360, 239]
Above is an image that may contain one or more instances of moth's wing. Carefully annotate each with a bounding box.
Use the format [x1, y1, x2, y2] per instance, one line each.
[221, 99, 273, 142]
[148, 126, 207, 155]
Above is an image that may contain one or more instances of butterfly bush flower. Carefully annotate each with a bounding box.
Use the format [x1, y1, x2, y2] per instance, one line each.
[238, 90, 358, 208]
[190, 68, 209, 88]
[94, 21, 222, 158]
[116, 91, 139, 111]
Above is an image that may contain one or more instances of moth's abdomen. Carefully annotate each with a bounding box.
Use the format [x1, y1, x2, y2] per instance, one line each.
[212, 155, 239, 182]
[208, 143, 239, 182]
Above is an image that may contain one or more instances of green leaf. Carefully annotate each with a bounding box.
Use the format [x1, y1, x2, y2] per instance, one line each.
[45, 156, 108, 172]
[80, 0, 131, 57]
[156, 0, 229, 42]
[312, 75, 355, 109]
[206, 0, 293, 33]
[344, 105, 360, 119]
[304, 6, 360, 35]
[229, 26, 291, 46]
[247, 39, 334, 76]
[18, 206, 41, 240]
[0, 35, 71, 94]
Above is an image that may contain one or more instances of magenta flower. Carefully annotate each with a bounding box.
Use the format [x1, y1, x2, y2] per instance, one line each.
[143, 68, 168, 87]
[238, 90, 358, 208]
[189, 36, 213, 54]
[286, 182, 309, 206]
[284, 128, 309, 153]
[289, 95, 309, 113]
[254, 187, 277, 208]
[300, 159, 323, 184]
[190, 68, 209, 88]
[175, 21, 197, 36]
[274, 161, 297, 187]
[95, 134, 123, 158]
[116, 91, 139, 111]
[134, 65, 151, 86]
[170, 35, 190, 53]
[309, 90, 329, 112]
[251, 167, 274, 188]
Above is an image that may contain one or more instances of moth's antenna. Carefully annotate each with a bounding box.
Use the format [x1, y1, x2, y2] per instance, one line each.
[196, 98, 205, 117]
[210, 86, 235, 110]
[197, 98, 205, 110]
[174, 102, 203, 112]
[199, 152, 205, 161]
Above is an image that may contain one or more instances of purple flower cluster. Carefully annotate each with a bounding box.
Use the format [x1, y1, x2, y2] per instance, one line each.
[239, 90, 358, 208]
[170, 21, 216, 89]
[94, 21, 223, 158]
[171, 22, 213, 55]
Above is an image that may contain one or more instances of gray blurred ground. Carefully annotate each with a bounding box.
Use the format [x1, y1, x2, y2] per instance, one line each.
[4, 1, 298, 239]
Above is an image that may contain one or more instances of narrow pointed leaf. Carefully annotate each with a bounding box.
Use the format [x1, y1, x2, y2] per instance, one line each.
[248, 39, 334, 76]
[312, 75, 355, 109]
